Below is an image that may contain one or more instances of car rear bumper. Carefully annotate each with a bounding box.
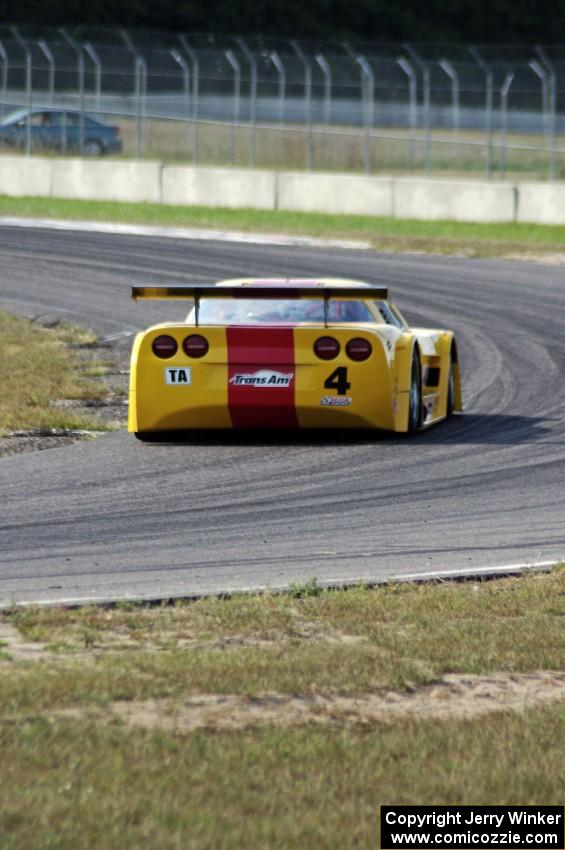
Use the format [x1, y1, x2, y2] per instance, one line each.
[129, 325, 406, 434]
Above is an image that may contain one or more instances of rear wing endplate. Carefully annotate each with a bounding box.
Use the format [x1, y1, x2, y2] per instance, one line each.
[132, 283, 389, 327]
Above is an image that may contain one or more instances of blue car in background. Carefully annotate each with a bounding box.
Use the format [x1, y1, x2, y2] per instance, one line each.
[0, 109, 123, 156]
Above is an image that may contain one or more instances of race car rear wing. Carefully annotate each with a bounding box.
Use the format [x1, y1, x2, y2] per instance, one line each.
[132, 282, 389, 328]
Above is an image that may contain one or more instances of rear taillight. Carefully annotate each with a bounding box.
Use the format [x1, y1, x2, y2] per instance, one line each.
[346, 338, 372, 362]
[152, 335, 178, 358]
[183, 334, 209, 358]
[314, 336, 340, 360]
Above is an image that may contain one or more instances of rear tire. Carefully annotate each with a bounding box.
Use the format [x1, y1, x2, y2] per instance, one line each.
[407, 349, 422, 434]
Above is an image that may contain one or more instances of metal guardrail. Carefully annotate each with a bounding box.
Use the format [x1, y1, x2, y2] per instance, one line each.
[0, 26, 564, 178]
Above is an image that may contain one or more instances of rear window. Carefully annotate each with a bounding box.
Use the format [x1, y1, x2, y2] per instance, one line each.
[194, 298, 374, 325]
[375, 300, 406, 329]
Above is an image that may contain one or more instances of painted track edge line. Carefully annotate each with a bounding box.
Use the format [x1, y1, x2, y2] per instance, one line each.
[0, 216, 372, 251]
[3, 559, 561, 610]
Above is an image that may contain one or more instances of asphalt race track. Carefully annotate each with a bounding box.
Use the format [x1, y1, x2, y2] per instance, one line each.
[1, 223, 564, 606]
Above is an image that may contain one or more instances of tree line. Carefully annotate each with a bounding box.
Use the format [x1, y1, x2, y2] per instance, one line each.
[1, 0, 563, 43]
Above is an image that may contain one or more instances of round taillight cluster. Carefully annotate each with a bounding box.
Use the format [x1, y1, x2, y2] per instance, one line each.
[346, 338, 372, 362]
[152, 334, 210, 359]
[183, 334, 209, 358]
[313, 336, 340, 360]
[313, 336, 372, 362]
[152, 335, 178, 358]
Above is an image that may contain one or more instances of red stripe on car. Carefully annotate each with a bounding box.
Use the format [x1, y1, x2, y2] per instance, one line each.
[227, 327, 298, 428]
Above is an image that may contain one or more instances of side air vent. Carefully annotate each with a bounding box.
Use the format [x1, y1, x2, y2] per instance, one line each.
[424, 367, 441, 387]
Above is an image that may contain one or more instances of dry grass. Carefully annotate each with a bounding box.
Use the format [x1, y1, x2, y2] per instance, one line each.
[0, 708, 562, 850]
[3, 568, 564, 707]
[3, 112, 564, 177]
[3, 569, 563, 725]
[0, 311, 120, 436]
[119, 116, 565, 179]
[1, 571, 564, 848]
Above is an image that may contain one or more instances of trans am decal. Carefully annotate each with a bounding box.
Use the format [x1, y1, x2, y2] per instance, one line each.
[320, 395, 352, 407]
[229, 370, 293, 387]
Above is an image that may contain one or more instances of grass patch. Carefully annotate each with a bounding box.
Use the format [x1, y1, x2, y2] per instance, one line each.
[1, 569, 564, 846]
[3, 194, 565, 257]
[0, 708, 564, 850]
[4, 568, 565, 706]
[80, 364, 112, 378]
[0, 311, 109, 433]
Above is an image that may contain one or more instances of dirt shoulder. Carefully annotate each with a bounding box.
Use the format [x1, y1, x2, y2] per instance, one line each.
[48, 672, 565, 732]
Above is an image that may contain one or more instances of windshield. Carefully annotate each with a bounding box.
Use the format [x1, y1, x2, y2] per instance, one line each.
[0, 108, 28, 126]
[191, 298, 374, 325]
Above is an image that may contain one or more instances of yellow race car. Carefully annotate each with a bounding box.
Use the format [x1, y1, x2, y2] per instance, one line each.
[128, 278, 462, 438]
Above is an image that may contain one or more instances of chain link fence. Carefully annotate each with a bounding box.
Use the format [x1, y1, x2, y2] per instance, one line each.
[1, 26, 565, 178]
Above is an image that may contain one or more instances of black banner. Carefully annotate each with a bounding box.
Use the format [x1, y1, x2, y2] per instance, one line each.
[381, 806, 564, 849]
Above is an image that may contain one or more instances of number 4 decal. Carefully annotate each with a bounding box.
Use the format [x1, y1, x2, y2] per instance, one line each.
[324, 367, 351, 396]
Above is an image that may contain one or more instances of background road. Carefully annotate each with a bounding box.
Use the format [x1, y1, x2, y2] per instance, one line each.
[1, 224, 564, 606]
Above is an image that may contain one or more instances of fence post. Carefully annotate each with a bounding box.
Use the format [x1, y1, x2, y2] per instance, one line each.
[170, 49, 191, 158]
[224, 49, 241, 165]
[529, 59, 552, 179]
[60, 29, 85, 156]
[0, 40, 9, 120]
[357, 55, 374, 175]
[397, 56, 418, 169]
[38, 40, 55, 106]
[180, 37, 199, 166]
[534, 47, 557, 180]
[315, 53, 332, 124]
[469, 46, 493, 179]
[439, 59, 460, 154]
[84, 43, 102, 114]
[270, 50, 286, 125]
[292, 40, 313, 171]
[10, 27, 32, 156]
[121, 29, 148, 158]
[134, 56, 147, 159]
[499, 71, 514, 178]
[529, 60, 549, 127]
[236, 37, 257, 169]
[344, 44, 374, 174]
[404, 44, 431, 174]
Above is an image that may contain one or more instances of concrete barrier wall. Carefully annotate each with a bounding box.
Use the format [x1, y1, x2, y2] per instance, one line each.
[162, 166, 275, 209]
[394, 178, 517, 223]
[0, 156, 52, 197]
[277, 172, 394, 216]
[1, 155, 564, 225]
[50, 159, 163, 204]
[516, 183, 565, 225]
